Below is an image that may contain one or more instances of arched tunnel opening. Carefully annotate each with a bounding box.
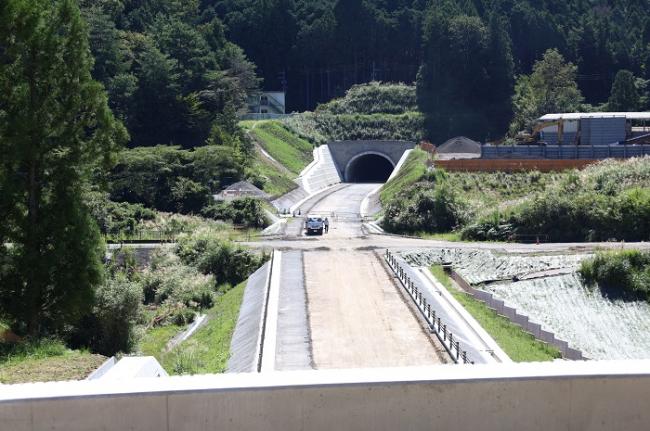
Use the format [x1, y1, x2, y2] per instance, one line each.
[345, 153, 395, 183]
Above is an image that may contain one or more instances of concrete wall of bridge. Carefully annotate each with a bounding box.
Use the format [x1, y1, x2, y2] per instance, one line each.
[2, 360, 650, 431]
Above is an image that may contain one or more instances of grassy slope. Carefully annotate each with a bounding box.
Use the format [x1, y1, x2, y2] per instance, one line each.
[251, 152, 297, 197]
[247, 121, 313, 175]
[161, 280, 246, 374]
[429, 266, 561, 362]
[138, 323, 183, 361]
[380, 148, 428, 203]
[0, 340, 106, 384]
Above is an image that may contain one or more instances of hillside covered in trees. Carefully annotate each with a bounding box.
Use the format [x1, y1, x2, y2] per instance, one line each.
[213, 0, 650, 140]
[68, 0, 650, 146]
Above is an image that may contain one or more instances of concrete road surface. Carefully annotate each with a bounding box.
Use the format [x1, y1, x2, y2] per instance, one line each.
[286, 183, 377, 238]
[304, 250, 448, 368]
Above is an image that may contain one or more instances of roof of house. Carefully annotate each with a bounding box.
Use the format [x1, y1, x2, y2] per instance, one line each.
[539, 112, 650, 121]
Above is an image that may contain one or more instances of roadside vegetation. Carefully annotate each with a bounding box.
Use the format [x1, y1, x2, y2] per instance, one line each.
[429, 266, 561, 362]
[161, 281, 246, 374]
[379, 149, 427, 203]
[382, 156, 650, 243]
[580, 250, 650, 301]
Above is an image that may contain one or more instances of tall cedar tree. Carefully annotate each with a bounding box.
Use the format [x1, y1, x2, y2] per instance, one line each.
[0, 0, 127, 336]
[608, 70, 640, 111]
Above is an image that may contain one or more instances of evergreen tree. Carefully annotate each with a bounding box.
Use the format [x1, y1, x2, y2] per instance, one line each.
[510, 49, 583, 133]
[0, 0, 127, 336]
[416, 3, 514, 143]
[608, 70, 640, 111]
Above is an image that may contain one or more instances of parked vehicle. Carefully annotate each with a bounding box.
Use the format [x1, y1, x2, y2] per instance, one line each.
[304, 216, 324, 235]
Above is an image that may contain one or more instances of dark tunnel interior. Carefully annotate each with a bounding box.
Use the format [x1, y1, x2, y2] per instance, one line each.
[345, 154, 395, 183]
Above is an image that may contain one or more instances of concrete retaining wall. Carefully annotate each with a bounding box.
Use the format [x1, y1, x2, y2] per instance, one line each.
[272, 145, 341, 212]
[3, 361, 650, 430]
[298, 145, 342, 194]
[450, 271, 585, 360]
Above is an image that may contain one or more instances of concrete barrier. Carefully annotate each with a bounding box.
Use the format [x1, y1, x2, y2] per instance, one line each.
[3, 361, 650, 430]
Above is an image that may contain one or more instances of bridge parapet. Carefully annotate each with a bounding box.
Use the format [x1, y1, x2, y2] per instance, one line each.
[3, 361, 650, 430]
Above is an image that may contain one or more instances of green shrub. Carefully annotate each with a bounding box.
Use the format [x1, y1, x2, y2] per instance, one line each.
[201, 197, 268, 228]
[109, 145, 243, 213]
[87, 192, 157, 236]
[139, 250, 215, 325]
[316, 82, 417, 115]
[175, 231, 265, 286]
[77, 275, 143, 356]
[580, 250, 650, 301]
[170, 177, 210, 213]
[383, 182, 466, 234]
[464, 186, 650, 242]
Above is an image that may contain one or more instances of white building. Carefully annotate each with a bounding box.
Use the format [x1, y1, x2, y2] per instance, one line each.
[245, 91, 286, 119]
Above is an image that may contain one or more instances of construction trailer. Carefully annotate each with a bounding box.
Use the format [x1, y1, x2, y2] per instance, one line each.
[534, 112, 650, 146]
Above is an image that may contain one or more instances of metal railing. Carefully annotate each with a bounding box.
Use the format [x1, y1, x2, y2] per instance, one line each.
[385, 250, 474, 364]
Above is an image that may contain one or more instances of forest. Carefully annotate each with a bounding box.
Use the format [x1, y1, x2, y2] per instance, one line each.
[77, 0, 650, 144]
[211, 0, 650, 110]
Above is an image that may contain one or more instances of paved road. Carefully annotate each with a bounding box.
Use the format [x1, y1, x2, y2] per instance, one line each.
[305, 250, 448, 368]
[285, 183, 376, 238]
[284, 183, 449, 368]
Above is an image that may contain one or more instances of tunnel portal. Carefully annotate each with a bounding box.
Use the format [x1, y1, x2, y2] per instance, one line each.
[345, 153, 395, 183]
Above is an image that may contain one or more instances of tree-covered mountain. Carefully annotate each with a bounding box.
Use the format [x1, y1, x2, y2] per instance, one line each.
[210, 0, 650, 110]
[77, 0, 650, 144]
[79, 0, 259, 148]
[202, 0, 649, 143]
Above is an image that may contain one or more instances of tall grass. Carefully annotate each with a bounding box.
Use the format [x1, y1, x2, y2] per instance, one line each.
[162, 281, 247, 374]
[580, 250, 650, 301]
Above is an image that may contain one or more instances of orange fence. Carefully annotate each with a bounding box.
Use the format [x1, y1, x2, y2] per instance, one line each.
[434, 159, 599, 172]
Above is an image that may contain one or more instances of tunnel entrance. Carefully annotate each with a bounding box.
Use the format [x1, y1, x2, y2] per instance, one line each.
[345, 153, 395, 183]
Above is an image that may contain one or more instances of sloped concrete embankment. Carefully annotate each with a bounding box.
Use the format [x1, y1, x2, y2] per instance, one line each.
[227, 258, 272, 373]
[385, 251, 509, 365]
[450, 271, 585, 360]
[271, 145, 341, 213]
[227, 250, 312, 373]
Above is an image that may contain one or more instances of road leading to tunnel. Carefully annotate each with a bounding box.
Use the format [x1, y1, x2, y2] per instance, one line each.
[276, 183, 449, 368]
[304, 250, 448, 368]
[287, 183, 377, 238]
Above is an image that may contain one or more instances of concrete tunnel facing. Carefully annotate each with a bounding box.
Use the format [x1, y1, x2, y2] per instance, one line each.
[344, 152, 395, 183]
